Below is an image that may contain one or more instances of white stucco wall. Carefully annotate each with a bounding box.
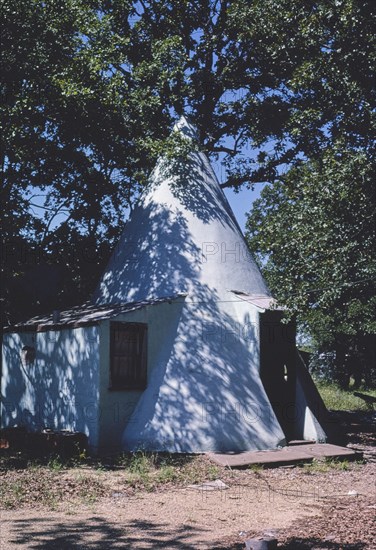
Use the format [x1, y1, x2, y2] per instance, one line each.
[1, 326, 100, 450]
[96, 296, 285, 454]
[125, 298, 286, 453]
[294, 353, 328, 443]
[97, 299, 185, 453]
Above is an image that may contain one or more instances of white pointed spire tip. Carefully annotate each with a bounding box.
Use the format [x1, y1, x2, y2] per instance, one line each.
[173, 115, 200, 141]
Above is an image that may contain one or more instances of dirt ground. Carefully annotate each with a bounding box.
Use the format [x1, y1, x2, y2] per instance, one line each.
[1, 412, 375, 549]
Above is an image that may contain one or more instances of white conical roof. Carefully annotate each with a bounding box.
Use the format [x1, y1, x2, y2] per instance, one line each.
[94, 116, 270, 305]
[93, 117, 286, 453]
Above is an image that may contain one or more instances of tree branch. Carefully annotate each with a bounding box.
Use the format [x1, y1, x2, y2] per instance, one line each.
[42, 201, 70, 241]
[220, 176, 269, 189]
[211, 146, 237, 155]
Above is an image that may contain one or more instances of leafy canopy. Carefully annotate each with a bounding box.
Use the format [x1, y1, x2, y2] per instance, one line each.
[1, 0, 375, 353]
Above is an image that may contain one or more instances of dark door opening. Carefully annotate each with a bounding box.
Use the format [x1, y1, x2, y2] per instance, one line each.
[259, 311, 296, 441]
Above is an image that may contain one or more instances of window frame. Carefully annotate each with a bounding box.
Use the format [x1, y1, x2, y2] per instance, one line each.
[109, 321, 148, 391]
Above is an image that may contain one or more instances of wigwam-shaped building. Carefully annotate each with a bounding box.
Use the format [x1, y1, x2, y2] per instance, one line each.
[1, 117, 328, 454]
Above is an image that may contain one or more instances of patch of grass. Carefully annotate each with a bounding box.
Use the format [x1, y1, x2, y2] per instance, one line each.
[1, 480, 25, 509]
[114, 451, 158, 490]
[302, 458, 350, 473]
[0, 453, 227, 510]
[94, 464, 107, 473]
[129, 451, 155, 476]
[207, 464, 220, 480]
[119, 451, 156, 488]
[248, 463, 264, 472]
[47, 456, 64, 472]
[156, 464, 177, 483]
[116, 450, 153, 471]
[315, 380, 376, 411]
[173, 455, 225, 486]
[115, 453, 225, 489]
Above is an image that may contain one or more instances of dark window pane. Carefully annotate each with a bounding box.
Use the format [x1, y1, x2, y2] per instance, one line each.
[110, 323, 147, 390]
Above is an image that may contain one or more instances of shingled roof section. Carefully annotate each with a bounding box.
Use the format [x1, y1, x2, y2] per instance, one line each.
[3, 294, 187, 333]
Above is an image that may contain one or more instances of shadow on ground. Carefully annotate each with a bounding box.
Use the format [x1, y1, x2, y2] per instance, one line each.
[4, 516, 369, 550]
[5, 516, 211, 549]
[333, 410, 375, 446]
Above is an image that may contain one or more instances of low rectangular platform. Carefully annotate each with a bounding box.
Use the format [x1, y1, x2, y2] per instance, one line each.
[208, 443, 361, 468]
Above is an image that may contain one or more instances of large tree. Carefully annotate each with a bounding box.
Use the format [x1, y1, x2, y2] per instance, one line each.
[246, 146, 376, 386]
[1, 0, 175, 322]
[2, 0, 375, 358]
[244, 0, 375, 385]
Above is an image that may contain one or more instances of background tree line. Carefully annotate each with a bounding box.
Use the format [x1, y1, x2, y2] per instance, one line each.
[1, 0, 375, 386]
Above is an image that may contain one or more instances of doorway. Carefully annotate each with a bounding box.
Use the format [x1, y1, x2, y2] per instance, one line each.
[259, 311, 296, 441]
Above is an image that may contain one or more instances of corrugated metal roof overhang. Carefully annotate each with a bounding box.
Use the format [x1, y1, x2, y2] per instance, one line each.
[229, 290, 284, 311]
[3, 294, 187, 333]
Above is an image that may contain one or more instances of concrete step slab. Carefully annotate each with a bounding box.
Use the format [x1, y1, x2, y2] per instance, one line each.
[301, 443, 362, 459]
[207, 444, 361, 468]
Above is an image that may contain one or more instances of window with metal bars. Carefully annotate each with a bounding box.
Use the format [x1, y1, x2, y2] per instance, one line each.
[109, 322, 147, 390]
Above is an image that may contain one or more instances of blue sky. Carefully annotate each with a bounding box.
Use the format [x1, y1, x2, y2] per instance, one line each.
[223, 185, 264, 232]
